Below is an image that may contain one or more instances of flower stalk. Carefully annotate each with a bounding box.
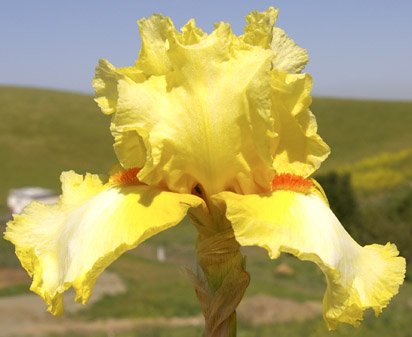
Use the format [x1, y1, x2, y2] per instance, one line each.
[189, 205, 250, 337]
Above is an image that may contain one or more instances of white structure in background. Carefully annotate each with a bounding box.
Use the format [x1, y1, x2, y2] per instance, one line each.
[157, 246, 166, 262]
[7, 187, 58, 214]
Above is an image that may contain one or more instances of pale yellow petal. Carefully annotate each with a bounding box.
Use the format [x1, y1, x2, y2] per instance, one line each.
[242, 7, 278, 48]
[135, 14, 175, 75]
[271, 70, 330, 176]
[215, 190, 405, 329]
[271, 27, 308, 73]
[93, 59, 147, 167]
[112, 129, 147, 169]
[93, 9, 329, 195]
[112, 20, 276, 195]
[178, 18, 207, 45]
[93, 59, 145, 115]
[5, 170, 202, 316]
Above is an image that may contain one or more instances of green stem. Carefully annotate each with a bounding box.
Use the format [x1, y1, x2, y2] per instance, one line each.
[189, 206, 250, 337]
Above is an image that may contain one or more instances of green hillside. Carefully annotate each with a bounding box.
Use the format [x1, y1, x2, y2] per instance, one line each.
[312, 98, 412, 171]
[0, 86, 115, 204]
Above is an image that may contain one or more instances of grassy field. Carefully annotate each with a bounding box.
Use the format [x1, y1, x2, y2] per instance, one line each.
[1, 86, 412, 337]
[340, 148, 412, 194]
[311, 98, 412, 171]
[0, 86, 115, 205]
[47, 300, 412, 337]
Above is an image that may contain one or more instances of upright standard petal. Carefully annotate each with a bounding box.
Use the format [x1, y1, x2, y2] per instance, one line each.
[96, 17, 277, 196]
[93, 60, 145, 115]
[270, 71, 330, 177]
[242, 7, 278, 48]
[215, 179, 405, 329]
[271, 27, 308, 74]
[5, 169, 202, 316]
[93, 8, 330, 194]
[135, 14, 176, 75]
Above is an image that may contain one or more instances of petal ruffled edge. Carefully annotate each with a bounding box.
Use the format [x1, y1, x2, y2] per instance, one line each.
[135, 14, 175, 75]
[93, 59, 145, 115]
[271, 71, 330, 176]
[214, 189, 406, 329]
[242, 7, 278, 48]
[271, 27, 308, 74]
[4, 170, 203, 316]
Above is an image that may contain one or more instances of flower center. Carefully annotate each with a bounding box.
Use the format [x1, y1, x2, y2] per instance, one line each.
[271, 173, 313, 194]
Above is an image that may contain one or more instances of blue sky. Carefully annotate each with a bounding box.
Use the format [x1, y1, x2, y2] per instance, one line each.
[1, 0, 411, 100]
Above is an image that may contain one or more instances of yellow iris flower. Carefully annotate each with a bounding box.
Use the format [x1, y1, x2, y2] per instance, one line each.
[5, 7, 405, 333]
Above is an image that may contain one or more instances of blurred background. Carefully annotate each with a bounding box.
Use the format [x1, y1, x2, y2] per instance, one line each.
[1, 1, 411, 336]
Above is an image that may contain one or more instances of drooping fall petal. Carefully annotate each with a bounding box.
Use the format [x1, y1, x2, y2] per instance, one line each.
[5, 170, 202, 316]
[214, 188, 405, 329]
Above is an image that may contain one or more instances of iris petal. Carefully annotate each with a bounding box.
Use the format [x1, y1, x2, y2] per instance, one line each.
[102, 20, 276, 195]
[271, 27, 309, 74]
[93, 8, 330, 194]
[135, 14, 175, 75]
[214, 190, 405, 329]
[5, 170, 202, 316]
[242, 7, 279, 48]
[271, 71, 330, 177]
[93, 60, 145, 115]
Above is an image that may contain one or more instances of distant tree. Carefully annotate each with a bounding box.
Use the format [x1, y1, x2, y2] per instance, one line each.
[396, 190, 412, 223]
[315, 172, 361, 236]
[316, 172, 412, 268]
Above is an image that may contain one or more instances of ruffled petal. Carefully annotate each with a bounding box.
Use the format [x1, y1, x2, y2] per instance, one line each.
[242, 7, 278, 48]
[93, 59, 147, 168]
[5, 170, 202, 316]
[271, 27, 308, 73]
[93, 8, 329, 194]
[178, 18, 207, 45]
[93, 60, 145, 115]
[214, 189, 406, 329]
[104, 17, 276, 195]
[270, 70, 330, 176]
[135, 14, 175, 75]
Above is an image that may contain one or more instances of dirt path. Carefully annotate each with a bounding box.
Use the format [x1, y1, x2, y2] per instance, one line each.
[0, 269, 322, 337]
[238, 295, 322, 325]
[0, 315, 204, 337]
[0, 271, 131, 337]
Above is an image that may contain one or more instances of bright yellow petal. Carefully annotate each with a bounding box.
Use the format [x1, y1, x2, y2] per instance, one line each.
[5, 170, 202, 316]
[214, 190, 406, 329]
[105, 18, 276, 196]
[271, 27, 308, 73]
[270, 70, 330, 176]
